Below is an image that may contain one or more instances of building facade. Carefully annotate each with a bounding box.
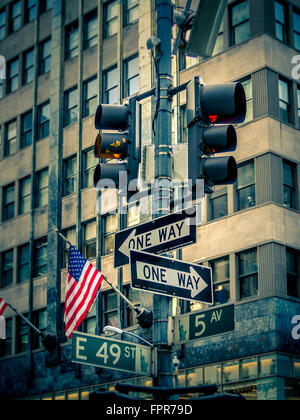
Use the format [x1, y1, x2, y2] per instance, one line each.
[0, 0, 299, 400]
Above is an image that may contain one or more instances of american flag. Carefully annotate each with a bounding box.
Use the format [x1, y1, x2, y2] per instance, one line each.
[64, 245, 104, 339]
[0, 297, 8, 316]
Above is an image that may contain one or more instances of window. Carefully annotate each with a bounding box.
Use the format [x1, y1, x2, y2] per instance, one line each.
[210, 256, 230, 305]
[63, 155, 77, 197]
[124, 286, 140, 328]
[23, 48, 34, 84]
[25, 0, 37, 23]
[65, 21, 79, 60]
[236, 161, 256, 211]
[2, 183, 15, 221]
[124, 0, 139, 26]
[275, 1, 288, 42]
[124, 55, 139, 98]
[286, 248, 299, 298]
[179, 105, 188, 143]
[34, 237, 47, 278]
[213, 19, 224, 55]
[283, 161, 297, 209]
[1, 250, 14, 289]
[84, 220, 97, 260]
[40, 0, 52, 14]
[128, 204, 140, 227]
[18, 243, 30, 283]
[223, 361, 239, 383]
[238, 248, 258, 299]
[82, 305, 96, 335]
[103, 291, 118, 328]
[103, 66, 118, 104]
[230, 0, 250, 46]
[7, 58, 19, 93]
[61, 226, 76, 268]
[241, 357, 258, 380]
[0, 9, 6, 41]
[10, 1, 22, 33]
[39, 38, 51, 75]
[103, 214, 117, 255]
[293, 10, 300, 50]
[0, 318, 12, 357]
[0, 79, 4, 100]
[64, 86, 78, 127]
[19, 176, 31, 215]
[278, 77, 292, 124]
[37, 101, 50, 139]
[33, 310, 47, 349]
[84, 10, 97, 49]
[209, 191, 228, 221]
[21, 110, 33, 148]
[240, 76, 253, 123]
[104, 1, 118, 39]
[83, 76, 98, 118]
[297, 87, 300, 127]
[16, 313, 29, 353]
[4, 119, 17, 157]
[36, 168, 48, 208]
[83, 148, 98, 189]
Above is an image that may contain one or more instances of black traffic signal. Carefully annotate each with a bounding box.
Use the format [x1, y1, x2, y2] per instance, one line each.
[187, 77, 246, 193]
[41, 333, 60, 367]
[93, 97, 140, 191]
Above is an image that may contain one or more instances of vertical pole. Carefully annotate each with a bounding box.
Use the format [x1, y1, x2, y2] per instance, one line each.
[153, 0, 174, 391]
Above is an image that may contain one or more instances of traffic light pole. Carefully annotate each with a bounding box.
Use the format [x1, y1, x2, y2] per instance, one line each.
[152, 0, 174, 391]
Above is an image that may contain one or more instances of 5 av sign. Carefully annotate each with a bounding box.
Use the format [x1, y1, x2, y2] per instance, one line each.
[171, 304, 235, 345]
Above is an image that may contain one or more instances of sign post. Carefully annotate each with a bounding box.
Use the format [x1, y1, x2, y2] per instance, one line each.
[72, 331, 156, 377]
[130, 250, 213, 305]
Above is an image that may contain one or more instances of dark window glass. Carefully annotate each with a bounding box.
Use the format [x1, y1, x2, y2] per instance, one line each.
[275, 1, 287, 42]
[124, 286, 140, 328]
[25, 0, 37, 23]
[230, 0, 250, 46]
[37, 101, 50, 139]
[82, 305, 96, 335]
[84, 10, 98, 49]
[238, 248, 258, 299]
[103, 214, 117, 255]
[39, 38, 51, 75]
[83, 76, 98, 118]
[1, 249, 14, 288]
[61, 227, 76, 269]
[209, 193, 228, 221]
[21, 110, 33, 148]
[7, 58, 19, 93]
[16, 314, 29, 353]
[84, 220, 97, 260]
[103, 67, 118, 104]
[23, 49, 35, 84]
[283, 161, 297, 209]
[293, 10, 300, 50]
[4, 120, 17, 156]
[213, 20, 225, 55]
[236, 161, 256, 211]
[104, 1, 118, 38]
[63, 155, 77, 197]
[3, 184, 15, 221]
[278, 78, 292, 124]
[124, 0, 139, 26]
[18, 243, 30, 283]
[83, 148, 98, 189]
[103, 291, 118, 328]
[65, 21, 79, 60]
[36, 168, 48, 208]
[0, 318, 12, 357]
[286, 248, 299, 298]
[0, 79, 4, 100]
[124, 55, 139, 98]
[34, 237, 48, 278]
[10, 1, 22, 33]
[40, 0, 52, 14]
[211, 256, 230, 305]
[64, 86, 78, 127]
[19, 176, 31, 214]
[240, 76, 253, 123]
[33, 310, 47, 349]
[0, 9, 6, 40]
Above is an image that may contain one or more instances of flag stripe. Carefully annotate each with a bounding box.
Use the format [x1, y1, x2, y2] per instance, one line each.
[64, 245, 104, 339]
[0, 298, 7, 316]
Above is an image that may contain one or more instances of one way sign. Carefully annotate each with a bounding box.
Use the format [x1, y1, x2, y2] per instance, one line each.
[114, 207, 197, 268]
[130, 250, 213, 305]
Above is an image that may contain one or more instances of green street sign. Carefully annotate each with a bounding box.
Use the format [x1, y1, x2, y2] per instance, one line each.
[72, 331, 155, 377]
[172, 304, 235, 344]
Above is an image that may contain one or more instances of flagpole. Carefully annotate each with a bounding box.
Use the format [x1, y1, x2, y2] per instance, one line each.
[4, 301, 44, 336]
[54, 228, 139, 314]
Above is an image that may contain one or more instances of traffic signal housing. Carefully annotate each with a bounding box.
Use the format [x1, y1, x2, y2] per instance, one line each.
[187, 77, 246, 194]
[93, 97, 140, 191]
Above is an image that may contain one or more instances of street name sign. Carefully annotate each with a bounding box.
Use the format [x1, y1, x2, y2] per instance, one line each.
[72, 331, 154, 376]
[114, 207, 197, 268]
[130, 250, 213, 304]
[172, 304, 235, 345]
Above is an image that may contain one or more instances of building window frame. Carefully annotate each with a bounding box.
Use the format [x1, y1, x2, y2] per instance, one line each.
[25, 0, 37, 24]
[39, 38, 51, 75]
[20, 110, 33, 149]
[65, 21, 79, 60]
[2, 183, 15, 222]
[103, 213, 118, 256]
[82, 148, 98, 189]
[293, 9, 300, 51]
[37, 101, 50, 140]
[103, 66, 118, 104]
[17, 243, 30, 284]
[236, 160, 256, 211]
[19, 175, 31, 215]
[283, 160, 297, 210]
[0, 8, 7, 41]
[33, 237, 48, 278]
[84, 9, 98, 50]
[275, 0, 288, 43]
[9, 1, 22, 34]
[123, 55, 139, 98]
[210, 256, 230, 305]
[286, 248, 300, 298]
[103, 0, 118, 39]
[83, 76, 98, 118]
[64, 86, 78, 127]
[1, 249, 14, 289]
[123, 0, 139, 27]
[7, 57, 19, 94]
[4, 119, 17, 157]
[238, 248, 258, 300]
[35, 168, 48, 208]
[278, 76, 293, 124]
[63, 155, 77, 197]
[83, 220, 97, 261]
[209, 189, 228, 221]
[229, 0, 250, 47]
[102, 290, 118, 328]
